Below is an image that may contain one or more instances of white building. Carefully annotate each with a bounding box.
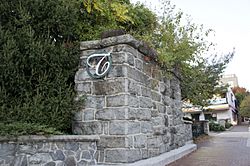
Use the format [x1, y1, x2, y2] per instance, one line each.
[182, 86, 238, 126]
[204, 87, 238, 125]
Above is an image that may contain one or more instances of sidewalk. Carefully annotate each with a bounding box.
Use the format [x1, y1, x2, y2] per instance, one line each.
[167, 124, 250, 166]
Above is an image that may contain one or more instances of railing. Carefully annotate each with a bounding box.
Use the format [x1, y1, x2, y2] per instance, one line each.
[192, 122, 205, 138]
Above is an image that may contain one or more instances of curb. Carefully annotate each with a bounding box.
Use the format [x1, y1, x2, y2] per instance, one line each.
[99, 143, 197, 166]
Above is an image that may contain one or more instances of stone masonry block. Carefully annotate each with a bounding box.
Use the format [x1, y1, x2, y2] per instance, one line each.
[134, 135, 147, 148]
[151, 91, 161, 102]
[83, 108, 95, 121]
[72, 121, 102, 135]
[127, 53, 135, 66]
[148, 148, 160, 158]
[151, 109, 159, 117]
[126, 136, 134, 148]
[65, 142, 79, 151]
[85, 96, 105, 109]
[153, 126, 167, 135]
[141, 121, 153, 134]
[128, 79, 141, 96]
[164, 115, 169, 127]
[135, 59, 143, 71]
[112, 52, 126, 64]
[107, 65, 127, 78]
[98, 136, 126, 148]
[80, 49, 98, 58]
[149, 79, 159, 91]
[74, 111, 83, 121]
[151, 66, 162, 81]
[139, 97, 153, 108]
[141, 86, 151, 98]
[147, 136, 162, 148]
[159, 82, 166, 94]
[152, 116, 165, 126]
[81, 151, 92, 161]
[107, 94, 126, 107]
[127, 95, 139, 108]
[80, 40, 100, 50]
[95, 108, 126, 120]
[0, 143, 15, 157]
[19, 143, 38, 155]
[112, 44, 138, 57]
[75, 69, 91, 82]
[127, 66, 149, 85]
[157, 103, 166, 114]
[75, 82, 91, 93]
[105, 149, 142, 163]
[143, 62, 152, 77]
[166, 106, 173, 115]
[64, 156, 77, 166]
[170, 78, 181, 100]
[92, 78, 125, 95]
[128, 108, 151, 121]
[163, 96, 172, 106]
[28, 153, 53, 165]
[109, 121, 126, 135]
[162, 133, 171, 144]
[127, 122, 140, 134]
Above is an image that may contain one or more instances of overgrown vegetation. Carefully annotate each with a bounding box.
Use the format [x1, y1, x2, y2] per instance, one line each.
[0, 123, 62, 136]
[232, 87, 250, 118]
[0, 0, 233, 135]
[209, 121, 225, 132]
[225, 122, 233, 129]
[0, 0, 80, 135]
[239, 95, 250, 117]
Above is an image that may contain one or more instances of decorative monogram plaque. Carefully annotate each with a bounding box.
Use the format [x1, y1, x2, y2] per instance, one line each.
[86, 52, 112, 79]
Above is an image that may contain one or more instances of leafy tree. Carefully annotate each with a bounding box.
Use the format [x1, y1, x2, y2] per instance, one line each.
[232, 87, 250, 104]
[240, 95, 250, 117]
[79, 0, 157, 41]
[145, 0, 234, 106]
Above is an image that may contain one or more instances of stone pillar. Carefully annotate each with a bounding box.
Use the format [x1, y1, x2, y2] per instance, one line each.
[73, 34, 193, 164]
[202, 120, 209, 135]
[199, 112, 205, 121]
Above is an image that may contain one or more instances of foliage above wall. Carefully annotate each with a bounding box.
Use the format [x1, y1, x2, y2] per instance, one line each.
[79, 0, 234, 106]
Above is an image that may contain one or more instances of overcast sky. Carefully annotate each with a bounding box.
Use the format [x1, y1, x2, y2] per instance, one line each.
[131, 0, 250, 90]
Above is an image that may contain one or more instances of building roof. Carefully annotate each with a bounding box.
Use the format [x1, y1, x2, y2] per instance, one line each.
[182, 102, 203, 113]
[182, 107, 202, 113]
[204, 104, 229, 111]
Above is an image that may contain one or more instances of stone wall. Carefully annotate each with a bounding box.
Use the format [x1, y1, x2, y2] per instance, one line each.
[0, 135, 99, 166]
[73, 34, 193, 165]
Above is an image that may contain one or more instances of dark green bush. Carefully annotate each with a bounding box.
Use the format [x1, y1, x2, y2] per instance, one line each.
[225, 122, 233, 129]
[0, 123, 62, 136]
[209, 121, 225, 132]
[0, 0, 80, 135]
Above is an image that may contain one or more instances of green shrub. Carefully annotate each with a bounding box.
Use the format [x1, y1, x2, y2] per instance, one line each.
[225, 122, 233, 129]
[209, 121, 225, 132]
[0, 123, 62, 136]
[0, 0, 80, 135]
